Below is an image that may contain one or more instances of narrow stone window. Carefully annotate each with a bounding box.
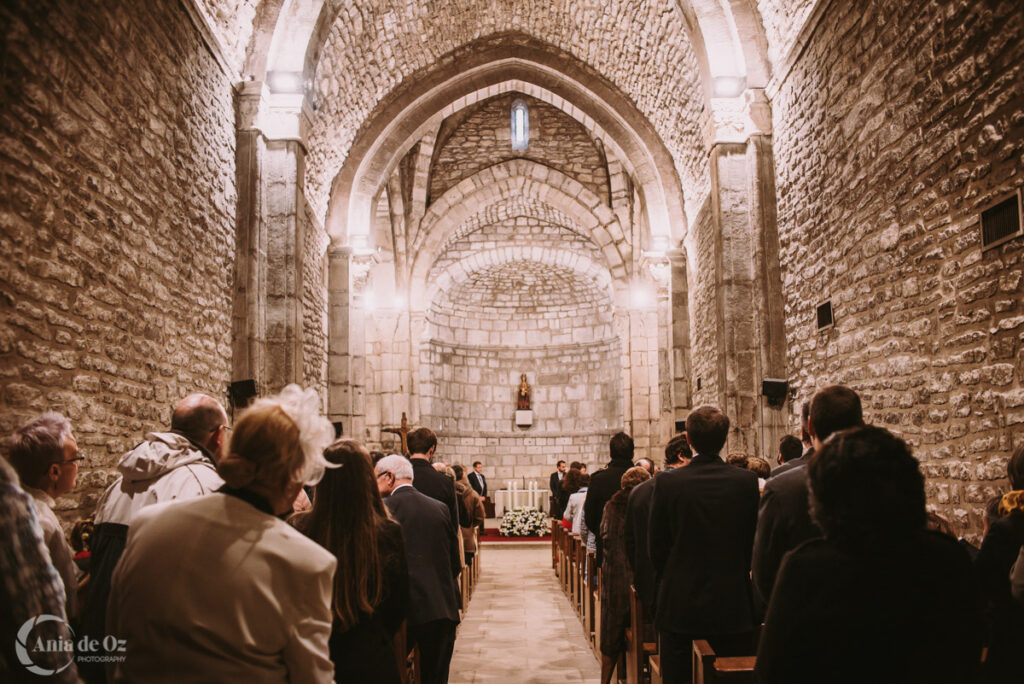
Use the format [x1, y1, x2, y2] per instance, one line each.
[511, 99, 529, 150]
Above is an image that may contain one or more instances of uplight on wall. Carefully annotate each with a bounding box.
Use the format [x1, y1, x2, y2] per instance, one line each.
[712, 75, 746, 98]
[630, 281, 656, 308]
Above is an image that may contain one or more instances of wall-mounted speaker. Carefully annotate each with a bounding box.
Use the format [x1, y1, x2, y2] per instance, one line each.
[229, 379, 258, 409]
[762, 379, 789, 409]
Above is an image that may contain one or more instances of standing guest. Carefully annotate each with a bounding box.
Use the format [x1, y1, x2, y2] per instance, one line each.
[376, 455, 461, 684]
[625, 433, 692, 619]
[453, 465, 485, 566]
[108, 385, 337, 683]
[752, 385, 863, 609]
[407, 427, 461, 546]
[975, 445, 1024, 682]
[770, 403, 813, 478]
[648, 407, 759, 684]
[81, 394, 228, 682]
[549, 460, 568, 518]
[599, 466, 651, 684]
[776, 434, 803, 469]
[746, 456, 771, 489]
[6, 412, 81, 619]
[290, 440, 409, 684]
[0, 455, 79, 683]
[636, 458, 655, 476]
[726, 452, 748, 468]
[563, 472, 591, 535]
[756, 426, 984, 683]
[584, 433, 635, 567]
[559, 469, 588, 530]
[468, 461, 487, 498]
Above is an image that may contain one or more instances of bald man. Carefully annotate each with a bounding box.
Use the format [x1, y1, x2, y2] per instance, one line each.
[79, 394, 229, 681]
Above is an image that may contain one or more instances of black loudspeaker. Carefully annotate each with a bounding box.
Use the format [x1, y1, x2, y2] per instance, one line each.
[674, 420, 686, 433]
[229, 379, 258, 409]
[762, 379, 789, 408]
[332, 422, 343, 438]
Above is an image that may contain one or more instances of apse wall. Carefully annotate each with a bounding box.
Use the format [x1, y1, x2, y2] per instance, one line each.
[0, 0, 236, 517]
[420, 226, 622, 482]
[773, 0, 1024, 536]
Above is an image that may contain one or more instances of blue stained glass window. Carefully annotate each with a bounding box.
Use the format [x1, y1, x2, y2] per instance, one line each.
[511, 99, 529, 150]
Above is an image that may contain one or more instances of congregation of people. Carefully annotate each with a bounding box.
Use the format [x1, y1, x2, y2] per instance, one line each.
[3, 382, 1024, 683]
[1, 385, 481, 684]
[558, 385, 1024, 684]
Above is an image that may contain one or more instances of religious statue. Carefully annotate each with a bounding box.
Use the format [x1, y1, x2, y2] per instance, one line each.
[382, 412, 412, 456]
[517, 374, 531, 410]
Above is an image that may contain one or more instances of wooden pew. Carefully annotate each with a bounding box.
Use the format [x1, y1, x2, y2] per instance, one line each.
[624, 585, 657, 684]
[552, 518, 560, 569]
[692, 640, 755, 684]
[585, 549, 597, 647]
[568, 533, 580, 608]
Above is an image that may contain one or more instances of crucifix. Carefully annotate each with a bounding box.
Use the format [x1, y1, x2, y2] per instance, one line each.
[382, 412, 412, 456]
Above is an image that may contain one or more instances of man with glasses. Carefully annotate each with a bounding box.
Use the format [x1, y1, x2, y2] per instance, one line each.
[7, 412, 82, 619]
[80, 393, 229, 682]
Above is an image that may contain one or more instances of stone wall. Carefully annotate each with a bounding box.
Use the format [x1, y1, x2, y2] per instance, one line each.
[772, 0, 1024, 537]
[303, 208, 330, 401]
[429, 94, 610, 205]
[0, 0, 237, 522]
[688, 199, 720, 408]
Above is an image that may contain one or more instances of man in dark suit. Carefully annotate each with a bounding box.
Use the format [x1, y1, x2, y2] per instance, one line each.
[407, 426, 461, 541]
[769, 402, 814, 478]
[648, 407, 760, 684]
[376, 454, 461, 684]
[625, 433, 691, 620]
[549, 460, 567, 517]
[584, 432, 635, 567]
[751, 385, 863, 610]
[468, 461, 487, 498]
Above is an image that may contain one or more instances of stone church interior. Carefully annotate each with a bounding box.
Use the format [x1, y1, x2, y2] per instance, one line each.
[1, 0, 1023, 681]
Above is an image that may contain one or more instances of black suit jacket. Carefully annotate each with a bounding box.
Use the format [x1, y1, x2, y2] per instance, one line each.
[384, 486, 461, 627]
[648, 453, 759, 635]
[584, 459, 634, 566]
[624, 474, 658, 617]
[410, 458, 460, 530]
[549, 471, 563, 498]
[751, 464, 823, 610]
[468, 471, 487, 497]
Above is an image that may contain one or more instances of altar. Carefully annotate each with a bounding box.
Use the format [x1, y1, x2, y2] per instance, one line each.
[494, 481, 548, 516]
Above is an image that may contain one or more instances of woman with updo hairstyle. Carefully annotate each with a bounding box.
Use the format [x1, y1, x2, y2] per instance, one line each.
[755, 425, 984, 684]
[108, 385, 338, 683]
[290, 439, 409, 684]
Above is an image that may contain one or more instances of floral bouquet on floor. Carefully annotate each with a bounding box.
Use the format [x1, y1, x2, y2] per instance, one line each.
[499, 506, 549, 537]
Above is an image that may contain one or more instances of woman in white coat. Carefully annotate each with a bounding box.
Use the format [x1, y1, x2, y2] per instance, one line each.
[108, 385, 337, 683]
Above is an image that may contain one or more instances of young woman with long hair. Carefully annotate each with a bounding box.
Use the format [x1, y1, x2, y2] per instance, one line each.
[291, 439, 409, 684]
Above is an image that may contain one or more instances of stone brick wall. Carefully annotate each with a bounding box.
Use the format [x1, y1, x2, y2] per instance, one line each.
[0, 0, 236, 523]
[418, 339, 622, 484]
[194, 0, 258, 74]
[772, 0, 1024, 537]
[429, 94, 610, 205]
[756, 0, 817, 65]
[689, 200, 720, 408]
[303, 208, 330, 402]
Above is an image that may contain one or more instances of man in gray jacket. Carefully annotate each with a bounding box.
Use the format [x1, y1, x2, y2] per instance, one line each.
[78, 394, 228, 683]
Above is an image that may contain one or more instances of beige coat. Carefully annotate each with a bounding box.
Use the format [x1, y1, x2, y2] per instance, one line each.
[25, 486, 78, 619]
[108, 493, 336, 683]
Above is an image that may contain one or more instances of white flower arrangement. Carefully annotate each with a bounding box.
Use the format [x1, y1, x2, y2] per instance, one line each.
[499, 506, 549, 537]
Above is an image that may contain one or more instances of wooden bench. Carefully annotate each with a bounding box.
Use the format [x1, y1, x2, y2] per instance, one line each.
[625, 585, 657, 684]
[692, 640, 756, 684]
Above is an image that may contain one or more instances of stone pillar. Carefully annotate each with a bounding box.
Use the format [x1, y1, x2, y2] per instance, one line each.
[669, 249, 692, 418]
[702, 89, 787, 457]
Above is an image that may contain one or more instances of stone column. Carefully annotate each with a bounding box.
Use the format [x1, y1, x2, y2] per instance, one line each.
[327, 245, 368, 436]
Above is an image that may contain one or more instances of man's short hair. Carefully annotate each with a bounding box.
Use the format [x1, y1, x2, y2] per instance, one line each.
[809, 385, 863, 442]
[726, 452, 748, 467]
[685, 406, 730, 456]
[453, 464, 465, 480]
[7, 412, 73, 488]
[171, 394, 227, 445]
[778, 434, 803, 464]
[406, 427, 437, 456]
[664, 433, 692, 465]
[609, 432, 634, 462]
[984, 494, 1003, 524]
[472, 461, 482, 468]
[636, 458, 654, 475]
[376, 454, 414, 481]
[557, 459, 566, 467]
[1008, 444, 1024, 490]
